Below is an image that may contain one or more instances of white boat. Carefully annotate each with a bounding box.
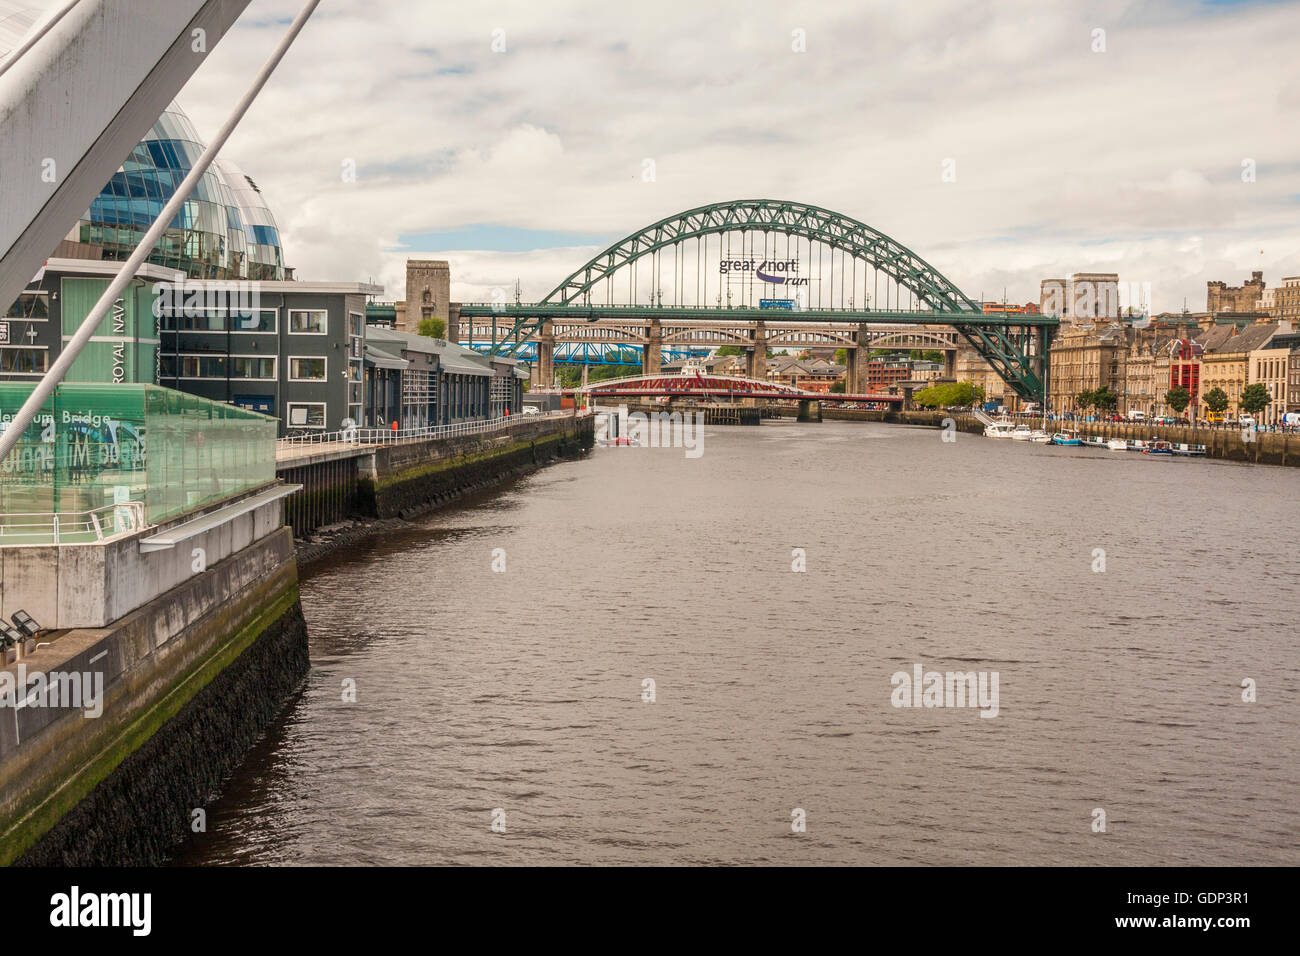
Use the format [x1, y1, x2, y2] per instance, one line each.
[1172, 443, 1206, 456]
[1010, 424, 1033, 441]
[1030, 429, 1052, 443]
[1106, 438, 1128, 451]
[983, 422, 1017, 439]
[1127, 440, 1147, 452]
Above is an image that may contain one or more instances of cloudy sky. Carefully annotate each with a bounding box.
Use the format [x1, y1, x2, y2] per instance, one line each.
[177, 0, 1300, 313]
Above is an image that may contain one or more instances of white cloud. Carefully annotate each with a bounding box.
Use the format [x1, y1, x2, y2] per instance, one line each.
[177, 0, 1300, 311]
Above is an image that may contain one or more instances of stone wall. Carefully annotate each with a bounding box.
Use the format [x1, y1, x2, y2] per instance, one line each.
[358, 415, 594, 519]
[1, 527, 307, 865]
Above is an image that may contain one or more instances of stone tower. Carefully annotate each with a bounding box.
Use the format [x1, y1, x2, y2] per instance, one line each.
[401, 259, 450, 333]
[1206, 271, 1265, 313]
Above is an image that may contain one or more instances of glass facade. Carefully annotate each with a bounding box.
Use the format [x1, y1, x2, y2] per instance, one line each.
[59, 278, 158, 385]
[0, 384, 277, 536]
[76, 104, 285, 281]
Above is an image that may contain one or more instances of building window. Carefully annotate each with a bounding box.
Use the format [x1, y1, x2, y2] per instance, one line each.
[289, 356, 326, 380]
[161, 354, 228, 378]
[286, 402, 326, 429]
[231, 356, 276, 379]
[0, 347, 49, 374]
[157, 310, 226, 331]
[231, 309, 278, 333]
[289, 309, 327, 334]
[4, 292, 49, 320]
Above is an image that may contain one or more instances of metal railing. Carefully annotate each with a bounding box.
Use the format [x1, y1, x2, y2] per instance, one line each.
[0, 501, 148, 547]
[277, 409, 583, 449]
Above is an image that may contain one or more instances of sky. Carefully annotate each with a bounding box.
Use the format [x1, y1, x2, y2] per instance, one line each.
[176, 0, 1300, 313]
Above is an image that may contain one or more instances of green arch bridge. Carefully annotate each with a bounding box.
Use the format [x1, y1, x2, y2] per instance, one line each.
[455, 200, 1056, 401]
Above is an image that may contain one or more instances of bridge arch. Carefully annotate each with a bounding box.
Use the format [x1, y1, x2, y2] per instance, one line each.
[542, 199, 982, 314]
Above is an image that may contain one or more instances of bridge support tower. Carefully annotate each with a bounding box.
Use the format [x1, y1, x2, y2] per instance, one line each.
[845, 322, 871, 393]
[538, 320, 555, 388]
[747, 321, 767, 380]
[797, 399, 822, 423]
[643, 319, 662, 375]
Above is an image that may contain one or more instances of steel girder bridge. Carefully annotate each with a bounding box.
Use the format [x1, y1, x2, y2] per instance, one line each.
[458, 340, 711, 367]
[457, 200, 1056, 401]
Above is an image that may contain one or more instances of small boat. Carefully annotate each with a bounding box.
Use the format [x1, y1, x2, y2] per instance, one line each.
[1172, 443, 1206, 456]
[1030, 430, 1052, 443]
[1106, 438, 1128, 451]
[1082, 435, 1108, 448]
[1143, 440, 1174, 455]
[983, 421, 1017, 439]
[1010, 424, 1034, 441]
[1127, 440, 1148, 452]
[598, 436, 642, 447]
[1050, 430, 1082, 446]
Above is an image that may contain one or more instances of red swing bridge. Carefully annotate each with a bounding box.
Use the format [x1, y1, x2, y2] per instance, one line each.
[563, 371, 902, 404]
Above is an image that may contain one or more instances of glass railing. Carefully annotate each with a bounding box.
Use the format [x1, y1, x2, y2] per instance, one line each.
[0, 384, 277, 540]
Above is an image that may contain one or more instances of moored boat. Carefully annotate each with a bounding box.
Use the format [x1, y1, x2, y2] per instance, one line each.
[1106, 438, 1128, 451]
[983, 421, 1017, 439]
[1030, 429, 1052, 443]
[1010, 424, 1033, 441]
[1143, 440, 1174, 455]
[1050, 430, 1082, 445]
[1171, 443, 1206, 456]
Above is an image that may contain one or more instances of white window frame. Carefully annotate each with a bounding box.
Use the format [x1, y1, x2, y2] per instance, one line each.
[289, 309, 328, 334]
[288, 354, 327, 381]
[286, 402, 327, 429]
[229, 354, 277, 380]
[230, 308, 279, 334]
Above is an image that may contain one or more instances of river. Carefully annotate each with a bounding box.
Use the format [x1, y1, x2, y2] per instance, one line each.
[174, 419, 1300, 865]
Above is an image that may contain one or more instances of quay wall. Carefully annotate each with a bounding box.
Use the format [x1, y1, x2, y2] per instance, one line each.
[1, 527, 307, 866]
[819, 407, 1300, 466]
[274, 415, 594, 535]
[357, 414, 594, 519]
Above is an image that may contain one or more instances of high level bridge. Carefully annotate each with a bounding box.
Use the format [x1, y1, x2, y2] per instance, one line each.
[453, 200, 1057, 401]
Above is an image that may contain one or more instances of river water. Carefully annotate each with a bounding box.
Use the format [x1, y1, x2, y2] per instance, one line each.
[175, 419, 1299, 866]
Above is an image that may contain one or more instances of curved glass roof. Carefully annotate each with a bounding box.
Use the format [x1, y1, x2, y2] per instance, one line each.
[76, 103, 285, 280]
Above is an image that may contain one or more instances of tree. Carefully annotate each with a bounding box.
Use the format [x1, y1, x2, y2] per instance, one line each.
[1092, 387, 1118, 412]
[1240, 383, 1270, 418]
[1203, 387, 1229, 417]
[829, 379, 846, 393]
[1075, 390, 1095, 411]
[914, 380, 982, 408]
[417, 316, 446, 339]
[1165, 386, 1191, 415]
[715, 345, 744, 356]
[833, 348, 848, 365]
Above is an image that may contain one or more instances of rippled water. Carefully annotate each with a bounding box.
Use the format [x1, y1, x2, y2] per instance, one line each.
[174, 420, 1299, 865]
